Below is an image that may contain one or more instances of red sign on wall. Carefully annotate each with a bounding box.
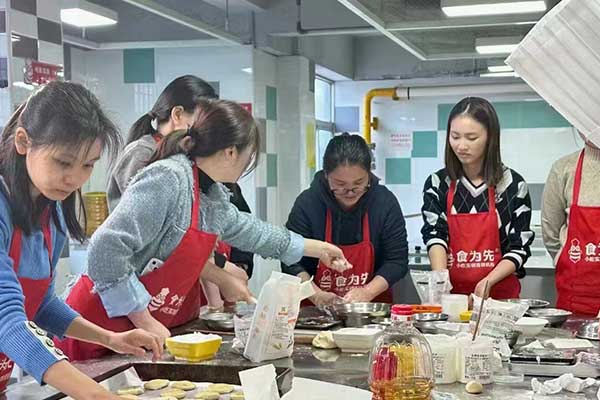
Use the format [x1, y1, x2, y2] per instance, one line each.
[24, 60, 62, 85]
[239, 102, 252, 115]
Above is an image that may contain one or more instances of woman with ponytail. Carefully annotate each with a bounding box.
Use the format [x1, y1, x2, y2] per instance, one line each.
[107, 75, 217, 211]
[107, 75, 252, 313]
[58, 99, 352, 361]
[0, 82, 162, 399]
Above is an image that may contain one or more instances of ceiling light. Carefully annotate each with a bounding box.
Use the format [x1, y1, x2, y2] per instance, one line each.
[442, 0, 546, 17]
[61, 0, 118, 28]
[480, 71, 520, 77]
[476, 36, 521, 54]
[241, 67, 253, 74]
[488, 65, 514, 72]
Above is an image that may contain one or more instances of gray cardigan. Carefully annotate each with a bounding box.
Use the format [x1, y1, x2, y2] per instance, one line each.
[87, 154, 304, 317]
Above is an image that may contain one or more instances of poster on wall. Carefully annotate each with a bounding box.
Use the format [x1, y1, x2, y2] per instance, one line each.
[24, 59, 62, 85]
[239, 102, 253, 115]
[389, 132, 412, 150]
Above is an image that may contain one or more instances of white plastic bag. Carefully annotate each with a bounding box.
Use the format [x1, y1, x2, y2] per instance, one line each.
[471, 295, 528, 357]
[410, 270, 452, 305]
[243, 272, 314, 362]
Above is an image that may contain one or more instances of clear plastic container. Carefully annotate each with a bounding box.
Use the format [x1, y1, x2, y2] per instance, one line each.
[369, 304, 435, 400]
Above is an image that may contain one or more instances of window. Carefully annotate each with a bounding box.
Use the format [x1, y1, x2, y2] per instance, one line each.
[315, 76, 334, 171]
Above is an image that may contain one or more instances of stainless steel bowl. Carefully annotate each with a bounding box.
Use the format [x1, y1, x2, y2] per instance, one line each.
[362, 324, 386, 330]
[526, 308, 572, 327]
[373, 317, 392, 326]
[331, 302, 391, 318]
[414, 321, 441, 334]
[504, 330, 521, 348]
[200, 312, 234, 331]
[577, 321, 600, 341]
[413, 313, 449, 323]
[502, 298, 550, 309]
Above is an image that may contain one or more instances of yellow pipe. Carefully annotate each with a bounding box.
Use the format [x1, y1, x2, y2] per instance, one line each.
[362, 88, 400, 144]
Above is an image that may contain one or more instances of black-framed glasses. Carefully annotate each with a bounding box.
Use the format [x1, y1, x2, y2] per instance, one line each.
[330, 186, 370, 195]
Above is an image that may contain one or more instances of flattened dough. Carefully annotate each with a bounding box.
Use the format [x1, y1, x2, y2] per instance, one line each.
[171, 380, 197, 391]
[144, 379, 170, 390]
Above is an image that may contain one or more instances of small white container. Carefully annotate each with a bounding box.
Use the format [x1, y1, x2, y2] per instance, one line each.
[514, 317, 547, 337]
[441, 294, 469, 322]
[332, 328, 383, 353]
[425, 334, 458, 384]
[457, 336, 494, 384]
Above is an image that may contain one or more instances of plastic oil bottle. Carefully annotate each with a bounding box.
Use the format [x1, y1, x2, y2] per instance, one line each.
[369, 305, 435, 400]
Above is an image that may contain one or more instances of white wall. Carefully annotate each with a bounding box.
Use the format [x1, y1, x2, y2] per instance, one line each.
[70, 45, 255, 207]
[335, 80, 581, 250]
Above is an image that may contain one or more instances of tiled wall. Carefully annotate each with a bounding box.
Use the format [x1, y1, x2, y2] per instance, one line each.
[249, 51, 316, 292]
[69, 45, 256, 209]
[334, 82, 582, 249]
[7, 0, 63, 108]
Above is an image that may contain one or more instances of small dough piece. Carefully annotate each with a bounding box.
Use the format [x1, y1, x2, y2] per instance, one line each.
[144, 379, 170, 390]
[312, 331, 337, 349]
[161, 388, 187, 399]
[207, 383, 234, 394]
[160, 397, 179, 400]
[119, 395, 139, 400]
[465, 381, 484, 394]
[117, 386, 144, 396]
[171, 380, 197, 391]
[195, 391, 220, 400]
[231, 391, 245, 400]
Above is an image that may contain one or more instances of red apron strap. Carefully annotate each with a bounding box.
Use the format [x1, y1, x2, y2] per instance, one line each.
[447, 180, 457, 214]
[361, 211, 370, 242]
[325, 209, 333, 243]
[191, 165, 201, 230]
[9, 228, 23, 274]
[487, 186, 496, 214]
[9, 207, 53, 274]
[572, 150, 585, 206]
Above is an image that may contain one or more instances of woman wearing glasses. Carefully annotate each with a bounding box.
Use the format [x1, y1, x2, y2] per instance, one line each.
[282, 133, 409, 305]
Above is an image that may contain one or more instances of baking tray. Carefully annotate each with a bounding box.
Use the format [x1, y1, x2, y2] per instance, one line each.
[295, 317, 341, 330]
[43, 362, 293, 399]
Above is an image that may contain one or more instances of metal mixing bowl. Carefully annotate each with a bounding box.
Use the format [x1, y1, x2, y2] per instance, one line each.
[526, 308, 572, 327]
[331, 302, 391, 318]
[577, 321, 600, 341]
[413, 313, 449, 323]
[504, 330, 521, 348]
[200, 312, 234, 331]
[502, 298, 550, 309]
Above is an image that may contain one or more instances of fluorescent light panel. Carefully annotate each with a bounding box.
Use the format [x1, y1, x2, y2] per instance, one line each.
[480, 71, 519, 77]
[241, 67, 253, 74]
[475, 36, 521, 54]
[488, 65, 514, 72]
[61, 0, 118, 28]
[61, 8, 117, 27]
[442, 0, 546, 17]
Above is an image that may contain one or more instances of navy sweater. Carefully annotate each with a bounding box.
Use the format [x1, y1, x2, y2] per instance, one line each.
[282, 171, 408, 287]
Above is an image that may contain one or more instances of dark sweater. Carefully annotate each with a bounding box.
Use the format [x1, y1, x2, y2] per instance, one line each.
[282, 171, 408, 287]
[421, 167, 534, 278]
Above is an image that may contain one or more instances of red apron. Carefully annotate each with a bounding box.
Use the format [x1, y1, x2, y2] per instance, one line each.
[310, 209, 393, 304]
[56, 166, 218, 361]
[446, 181, 520, 299]
[556, 150, 600, 316]
[0, 211, 53, 392]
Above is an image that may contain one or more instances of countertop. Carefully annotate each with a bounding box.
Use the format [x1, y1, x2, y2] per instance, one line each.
[4, 318, 600, 400]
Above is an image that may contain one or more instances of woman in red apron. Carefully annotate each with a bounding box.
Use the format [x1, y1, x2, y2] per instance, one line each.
[283, 133, 408, 305]
[107, 76, 252, 313]
[0, 82, 160, 399]
[58, 99, 350, 361]
[542, 135, 600, 316]
[421, 97, 534, 299]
